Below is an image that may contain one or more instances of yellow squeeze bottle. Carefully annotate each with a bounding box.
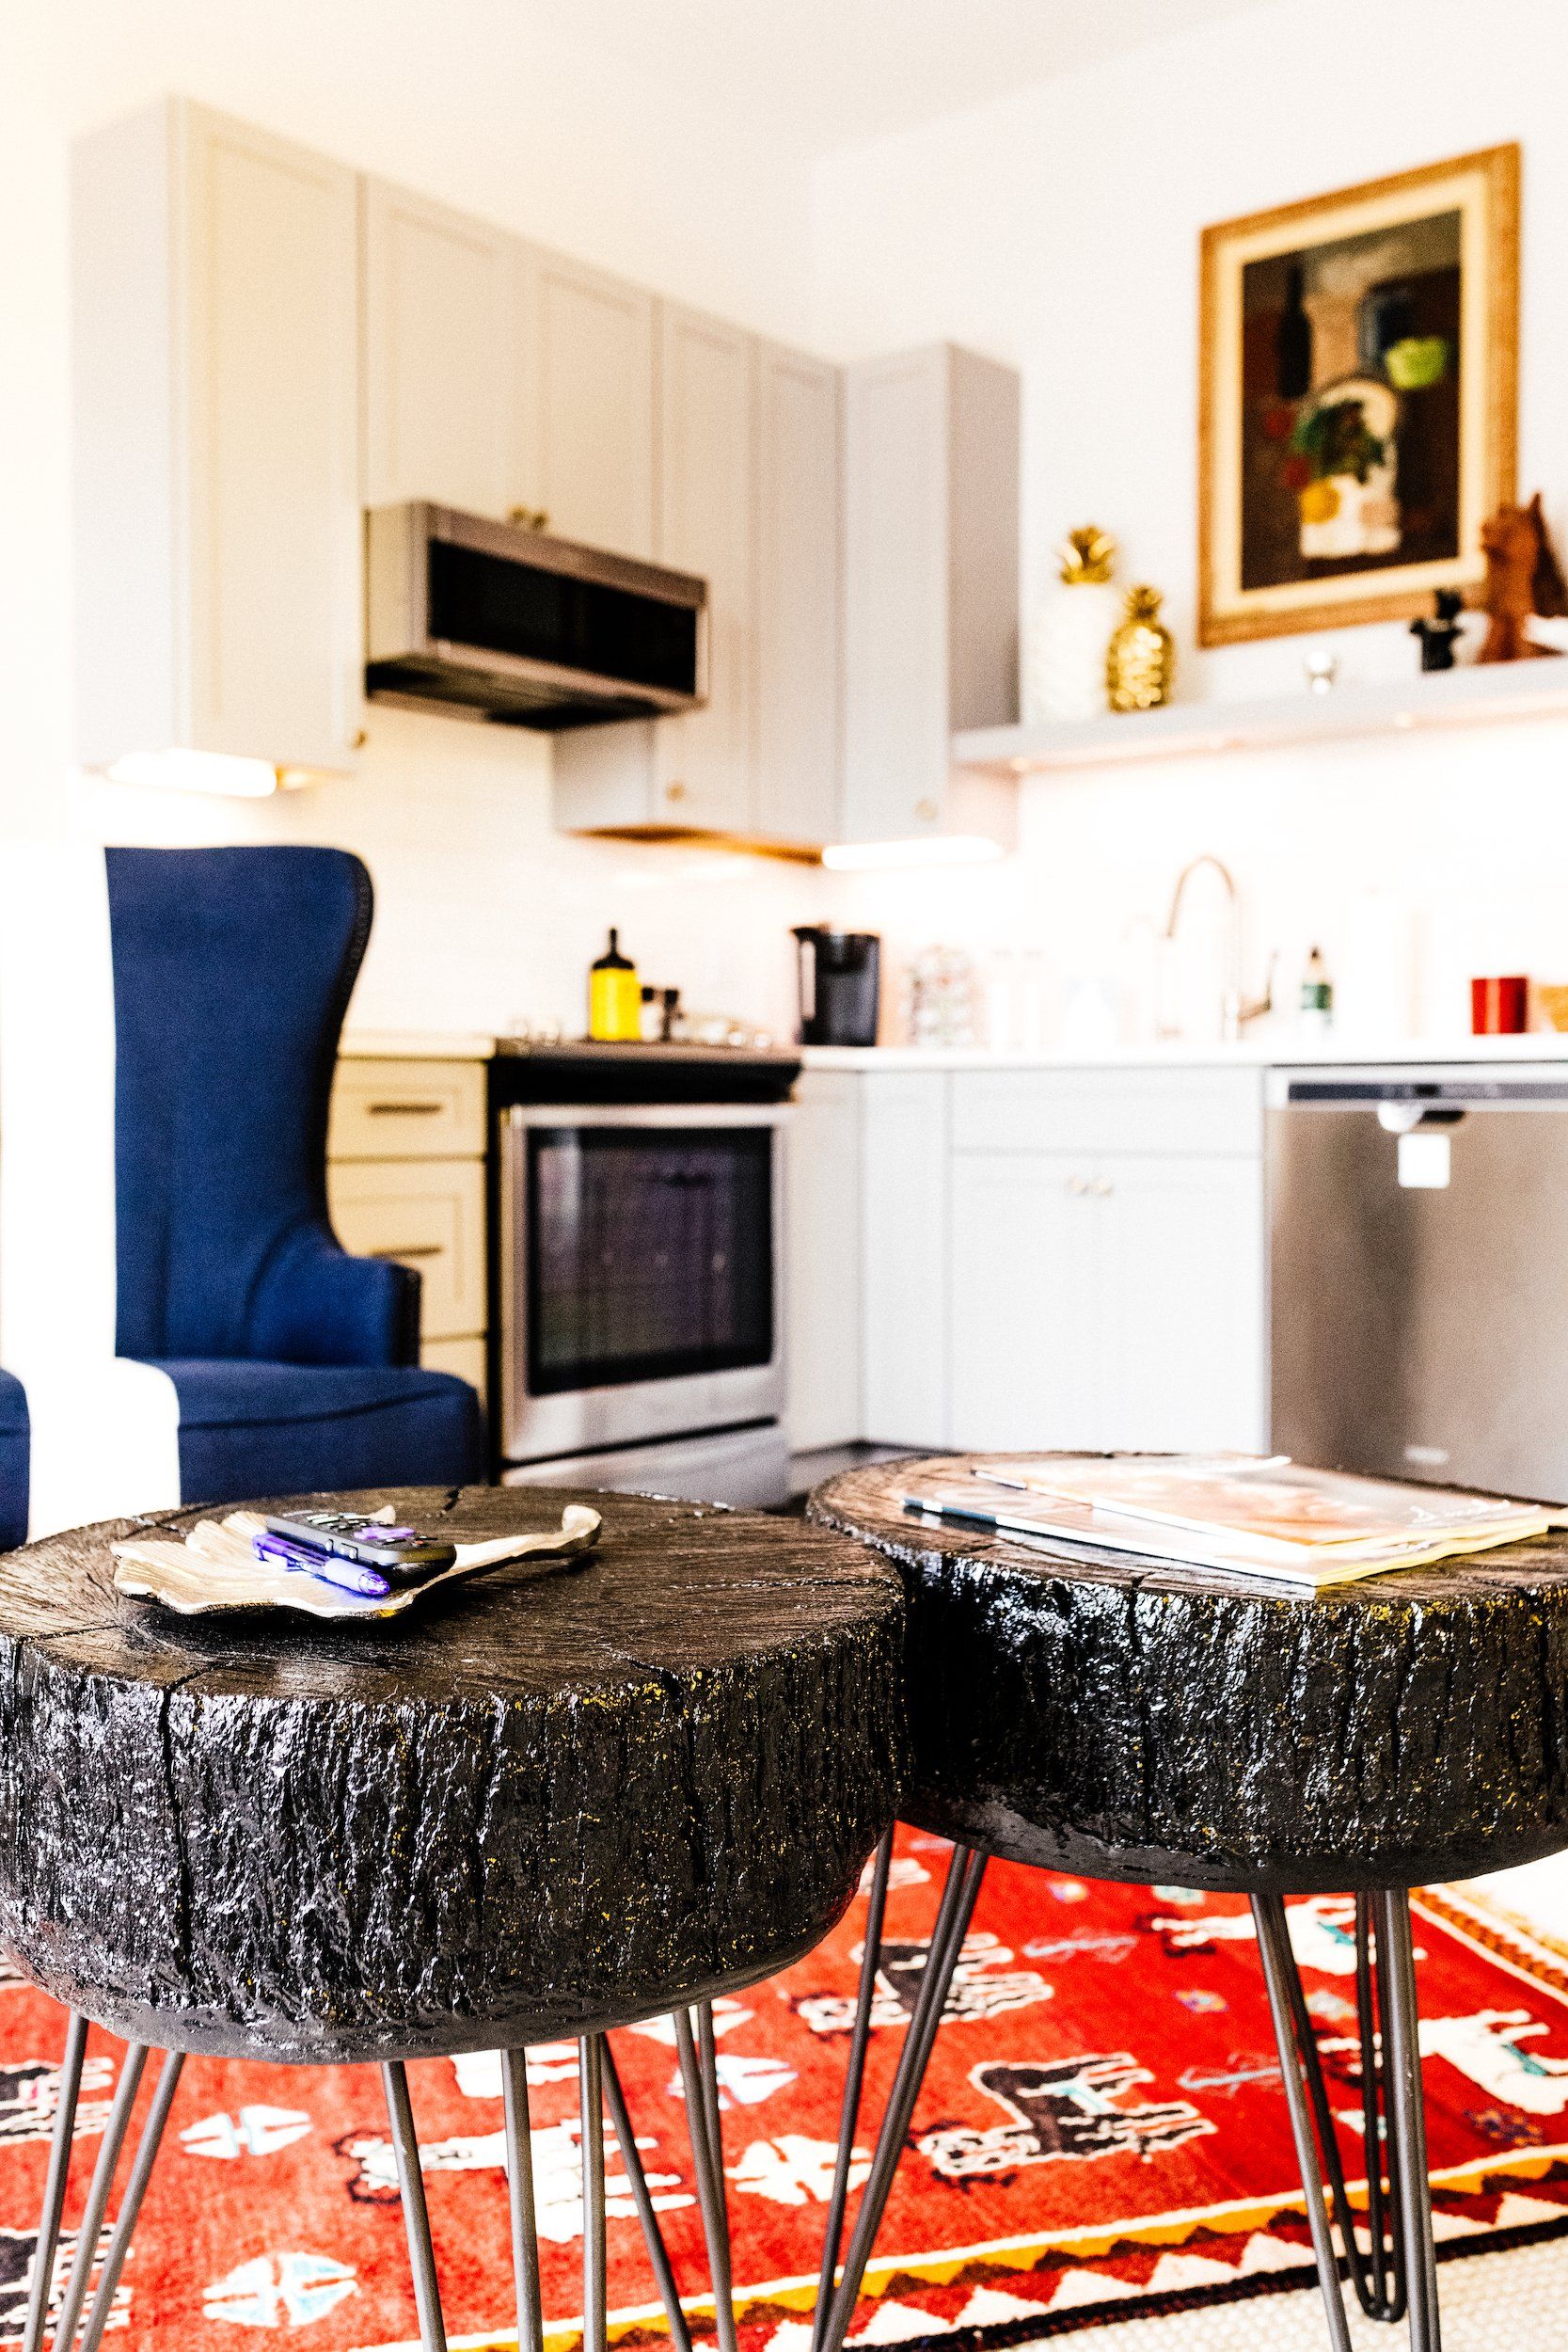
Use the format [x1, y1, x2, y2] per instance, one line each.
[589, 930, 641, 1041]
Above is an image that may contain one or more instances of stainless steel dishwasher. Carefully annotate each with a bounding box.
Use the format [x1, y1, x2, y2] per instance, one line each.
[1269, 1063, 1568, 1503]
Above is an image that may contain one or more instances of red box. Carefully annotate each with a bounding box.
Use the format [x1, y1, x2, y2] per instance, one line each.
[1471, 975, 1529, 1034]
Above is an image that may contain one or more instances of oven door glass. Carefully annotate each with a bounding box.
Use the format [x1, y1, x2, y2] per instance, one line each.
[527, 1125, 774, 1395]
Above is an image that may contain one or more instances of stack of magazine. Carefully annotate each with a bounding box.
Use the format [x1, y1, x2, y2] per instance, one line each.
[900, 1454, 1564, 1592]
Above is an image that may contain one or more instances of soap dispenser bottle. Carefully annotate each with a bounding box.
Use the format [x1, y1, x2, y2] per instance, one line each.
[589, 930, 641, 1041]
[1299, 945, 1334, 1035]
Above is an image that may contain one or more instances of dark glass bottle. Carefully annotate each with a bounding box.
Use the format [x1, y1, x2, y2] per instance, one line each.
[1275, 262, 1312, 400]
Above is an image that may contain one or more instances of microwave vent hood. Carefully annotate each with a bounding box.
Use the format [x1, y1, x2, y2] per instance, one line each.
[365, 503, 709, 730]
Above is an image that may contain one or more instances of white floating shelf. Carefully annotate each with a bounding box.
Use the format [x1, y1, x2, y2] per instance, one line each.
[953, 660, 1568, 776]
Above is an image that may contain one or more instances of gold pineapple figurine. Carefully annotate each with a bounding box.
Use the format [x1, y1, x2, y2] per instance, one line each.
[1107, 584, 1175, 712]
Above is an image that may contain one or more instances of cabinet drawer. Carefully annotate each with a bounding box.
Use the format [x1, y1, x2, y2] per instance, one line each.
[420, 1333, 487, 1403]
[328, 1059, 485, 1161]
[328, 1159, 485, 1341]
[951, 1066, 1264, 1159]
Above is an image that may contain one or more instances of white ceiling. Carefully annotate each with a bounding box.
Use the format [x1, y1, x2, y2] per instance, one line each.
[550, 0, 1275, 158]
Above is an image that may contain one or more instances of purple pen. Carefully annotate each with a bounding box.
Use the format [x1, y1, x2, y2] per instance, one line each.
[253, 1534, 390, 1599]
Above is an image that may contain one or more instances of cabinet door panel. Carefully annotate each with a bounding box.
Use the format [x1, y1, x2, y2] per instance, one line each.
[328, 1159, 485, 1342]
[1096, 1157, 1267, 1453]
[654, 305, 755, 833]
[948, 1153, 1101, 1452]
[785, 1074, 863, 1451]
[753, 343, 841, 846]
[844, 349, 948, 840]
[362, 180, 515, 514]
[519, 247, 656, 556]
[184, 111, 359, 770]
[863, 1075, 949, 1445]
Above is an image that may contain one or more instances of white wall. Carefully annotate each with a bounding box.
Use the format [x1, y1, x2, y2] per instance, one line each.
[0, 0, 837, 1038]
[816, 0, 1568, 1041]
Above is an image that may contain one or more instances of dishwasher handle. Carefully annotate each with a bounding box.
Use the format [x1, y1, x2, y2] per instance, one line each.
[1270, 1070, 1568, 1110]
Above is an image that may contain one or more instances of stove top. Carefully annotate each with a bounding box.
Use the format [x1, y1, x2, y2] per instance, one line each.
[492, 1038, 801, 1104]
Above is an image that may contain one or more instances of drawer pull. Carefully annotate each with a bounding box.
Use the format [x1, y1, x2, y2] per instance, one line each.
[368, 1244, 445, 1262]
[365, 1101, 444, 1116]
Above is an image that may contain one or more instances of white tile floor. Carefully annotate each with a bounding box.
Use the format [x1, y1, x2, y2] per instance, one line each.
[1051, 2234, 1568, 2347]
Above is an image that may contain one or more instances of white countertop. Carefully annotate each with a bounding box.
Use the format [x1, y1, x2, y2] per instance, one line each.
[341, 1026, 1568, 1072]
[802, 1033, 1568, 1071]
[341, 1027, 497, 1060]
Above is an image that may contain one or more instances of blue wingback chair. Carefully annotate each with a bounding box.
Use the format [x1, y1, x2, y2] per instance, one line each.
[0, 846, 482, 1544]
[0, 1376, 26, 1551]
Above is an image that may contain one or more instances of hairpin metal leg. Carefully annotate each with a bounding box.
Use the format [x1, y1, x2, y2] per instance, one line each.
[50, 2042, 149, 2352]
[1254, 1888, 1441, 2351]
[1253, 1893, 1355, 2352]
[22, 2010, 87, 2352]
[674, 2008, 738, 2352]
[696, 2002, 730, 2245]
[1380, 1890, 1442, 2351]
[75, 2050, 185, 2352]
[500, 2051, 545, 2352]
[601, 2040, 694, 2352]
[381, 2061, 448, 2352]
[1275, 1889, 1405, 2323]
[813, 1829, 893, 2352]
[579, 2036, 609, 2352]
[818, 1843, 987, 2352]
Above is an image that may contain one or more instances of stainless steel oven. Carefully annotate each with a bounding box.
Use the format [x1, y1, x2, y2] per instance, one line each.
[499, 1101, 788, 1488]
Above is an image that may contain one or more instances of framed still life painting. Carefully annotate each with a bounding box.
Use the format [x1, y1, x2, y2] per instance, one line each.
[1198, 145, 1518, 644]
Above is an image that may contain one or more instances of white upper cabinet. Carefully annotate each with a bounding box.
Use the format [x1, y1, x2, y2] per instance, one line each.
[74, 100, 361, 781]
[361, 179, 516, 515]
[555, 322, 846, 850]
[843, 343, 1020, 847]
[651, 302, 756, 833]
[516, 248, 657, 556]
[753, 342, 843, 847]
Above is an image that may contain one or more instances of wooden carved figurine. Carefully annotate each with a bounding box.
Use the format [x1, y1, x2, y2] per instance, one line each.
[1479, 493, 1568, 662]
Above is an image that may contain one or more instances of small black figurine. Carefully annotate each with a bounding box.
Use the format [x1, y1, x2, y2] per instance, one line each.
[1411, 588, 1465, 673]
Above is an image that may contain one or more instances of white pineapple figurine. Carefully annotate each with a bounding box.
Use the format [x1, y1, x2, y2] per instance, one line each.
[1025, 526, 1119, 723]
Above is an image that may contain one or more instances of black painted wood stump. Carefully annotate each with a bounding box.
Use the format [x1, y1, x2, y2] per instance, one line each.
[0, 1486, 905, 2063]
[811, 1453, 1568, 1894]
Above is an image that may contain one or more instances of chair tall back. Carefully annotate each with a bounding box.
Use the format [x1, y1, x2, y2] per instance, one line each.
[107, 846, 384, 1362]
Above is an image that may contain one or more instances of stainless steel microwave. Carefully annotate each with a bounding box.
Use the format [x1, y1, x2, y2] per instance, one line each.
[365, 503, 709, 730]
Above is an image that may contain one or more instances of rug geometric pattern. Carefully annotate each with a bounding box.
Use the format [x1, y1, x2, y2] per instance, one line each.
[4, 1826, 1567, 2346]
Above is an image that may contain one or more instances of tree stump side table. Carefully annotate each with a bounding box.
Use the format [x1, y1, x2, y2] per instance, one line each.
[807, 1453, 1568, 2352]
[0, 1485, 905, 2352]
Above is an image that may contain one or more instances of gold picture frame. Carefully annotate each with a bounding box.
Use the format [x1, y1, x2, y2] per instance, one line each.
[1198, 145, 1518, 646]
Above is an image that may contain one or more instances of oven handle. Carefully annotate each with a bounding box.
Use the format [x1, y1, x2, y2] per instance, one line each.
[502, 1102, 793, 1130]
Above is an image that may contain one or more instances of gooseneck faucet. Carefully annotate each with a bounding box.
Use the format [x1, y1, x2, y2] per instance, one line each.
[1161, 854, 1275, 1043]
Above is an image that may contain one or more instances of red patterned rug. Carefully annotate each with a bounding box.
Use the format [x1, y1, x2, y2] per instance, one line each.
[6, 1826, 1568, 2347]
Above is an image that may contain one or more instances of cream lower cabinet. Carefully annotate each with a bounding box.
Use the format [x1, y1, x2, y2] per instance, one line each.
[327, 1057, 489, 1401]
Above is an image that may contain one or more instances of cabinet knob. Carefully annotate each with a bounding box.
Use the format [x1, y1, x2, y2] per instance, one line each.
[508, 506, 550, 532]
[914, 798, 939, 823]
[1092, 1175, 1114, 1198]
[1065, 1174, 1087, 1196]
[665, 781, 688, 804]
[347, 728, 368, 751]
